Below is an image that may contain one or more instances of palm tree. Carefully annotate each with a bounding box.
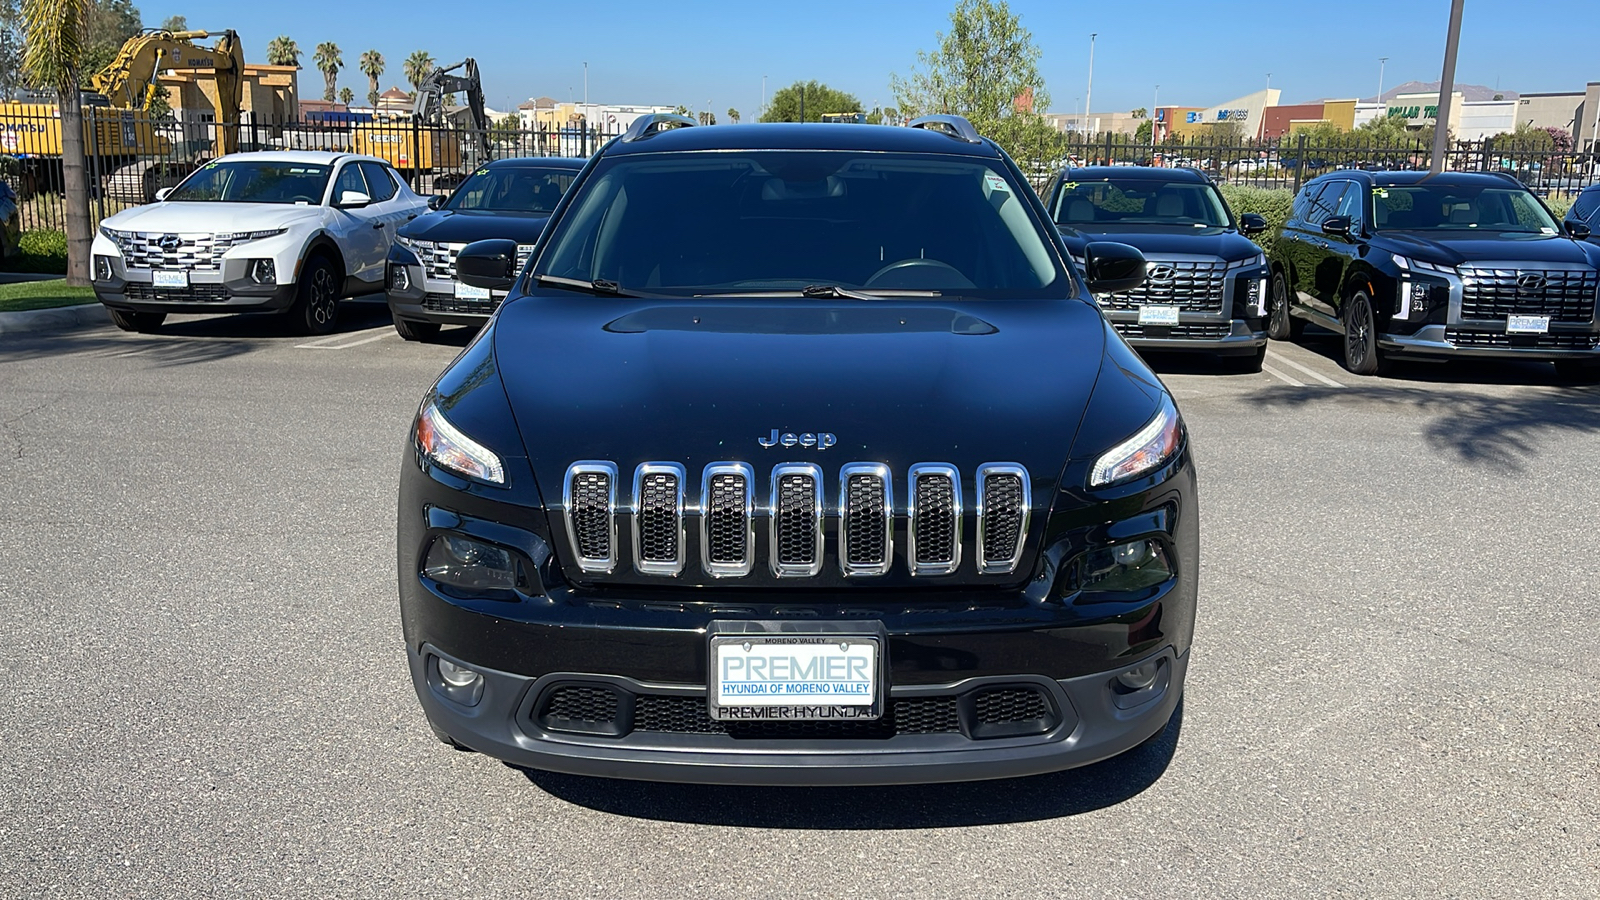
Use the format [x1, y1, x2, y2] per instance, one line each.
[338, 86, 353, 107]
[265, 35, 301, 67]
[21, 0, 92, 285]
[313, 41, 342, 102]
[727, 107, 740, 124]
[358, 49, 383, 109]
[403, 50, 433, 90]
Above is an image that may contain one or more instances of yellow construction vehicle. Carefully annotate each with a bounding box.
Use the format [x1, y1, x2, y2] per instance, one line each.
[90, 29, 245, 155]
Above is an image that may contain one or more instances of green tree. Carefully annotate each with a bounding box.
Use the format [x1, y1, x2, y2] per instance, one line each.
[158, 13, 182, 30]
[758, 80, 861, 123]
[890, 0, 1052, 158]
[312, 40, 340, 103]
[21, 0, 92, 284]
[489, 112, 521, 143]
[1131, 107, 1147, 118]
[80, 0, 140, 84]
[0, 0, 26, 100]
[358, 48, 382, 108]
[265, 34, 300, 67]
[673, 104, 688, 115]
[726, 107, 739, 124]
[402, 49, 432, 90]
[338, 85, 352, 106]
[1134, 118, 1152, 143]
[697, 109, 716, 125]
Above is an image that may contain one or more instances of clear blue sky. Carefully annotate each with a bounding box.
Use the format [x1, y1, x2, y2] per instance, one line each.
[145, 0, 1598, 118]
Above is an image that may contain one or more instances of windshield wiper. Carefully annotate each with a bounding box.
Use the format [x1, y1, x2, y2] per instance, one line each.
[535, 274, 642, 297]
[800, 284, 884, 300]
[691, 285, 941, 300]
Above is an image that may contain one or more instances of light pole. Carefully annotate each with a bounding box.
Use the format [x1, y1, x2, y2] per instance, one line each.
[1153, 84, 1159, 150]
[1377, 57, 1388, 103]
[1084, 33, 1097, 136]
[1429, 0, 1464, 174]
[761, 75, 767, 119]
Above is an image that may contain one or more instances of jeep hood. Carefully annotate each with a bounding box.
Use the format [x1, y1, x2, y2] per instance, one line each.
[1058, 225, 1262, 262]
[493, 294, 1108, 502]
[101, 202, 323, 232]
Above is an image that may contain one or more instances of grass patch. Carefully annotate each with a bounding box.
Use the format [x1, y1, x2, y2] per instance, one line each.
[0, 278, 97, 312]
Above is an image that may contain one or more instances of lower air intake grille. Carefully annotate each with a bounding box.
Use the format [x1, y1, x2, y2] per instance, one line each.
[972, 688, 1050, 724]
[910, 466, 960, 575]
[123, 282, 230, 303]
[631, 695, 961, 738]
[1445, 329, 1600, 351]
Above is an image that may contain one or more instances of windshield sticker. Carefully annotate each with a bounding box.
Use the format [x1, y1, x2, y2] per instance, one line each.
[1540, 226, 1556, 234]
[476, 168, 488, 176]
[985, 172, 1009, 193]
[1373, 188, 1389, 198]
[1061, 181, 1078, 191]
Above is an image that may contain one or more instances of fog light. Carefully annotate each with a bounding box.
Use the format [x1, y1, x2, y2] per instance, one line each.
[249, 258, 276, 285]
[93, 255, 113, 282]
[423, 533, 519, 594]
[438, 659, 481, 689]
[1116, 662, 1159, 691]
[1066, 539, 1172, 595]
[389, 263, 410, 292]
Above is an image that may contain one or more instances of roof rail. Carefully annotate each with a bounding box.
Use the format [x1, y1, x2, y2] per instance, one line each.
[621, 113, 697, 142]
[907, 114, 983, 143]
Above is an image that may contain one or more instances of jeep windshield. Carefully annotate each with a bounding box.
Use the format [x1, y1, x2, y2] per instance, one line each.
[1372, 183, 1560, 234]
[1054, 178, 1231, 229]
[446, 167, 576, 214]
[166, 161, 333, 204]
[535, 152, 1068, 297]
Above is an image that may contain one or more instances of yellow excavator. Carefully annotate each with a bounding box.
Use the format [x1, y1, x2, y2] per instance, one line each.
[0, 29, 244, 199]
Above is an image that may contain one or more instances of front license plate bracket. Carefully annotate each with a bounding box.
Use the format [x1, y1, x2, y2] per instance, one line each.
[706, 619, 887, 723]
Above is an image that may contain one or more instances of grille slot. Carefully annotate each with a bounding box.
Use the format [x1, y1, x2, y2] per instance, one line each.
[700, 463, 754, 577]
[839, 463, 892, 576]
[421, 292, 502, 315]
[631, 464, 685, 575]
[977, 464, 1030, 575]
[123, 282, 230, 303]
[1113, 321, 1233, 340]
[1444, 329, 1600, 351]
[564, 462, 618, 574]
[631, 694, 961, 738]
[908, 464, 961, 576]
[1101, 258, 1228, 313]
[769, 464, 823, 577]
[1459, 266, 1598, 324]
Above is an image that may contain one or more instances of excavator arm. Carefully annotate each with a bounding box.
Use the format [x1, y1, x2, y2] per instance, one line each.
[412, 58, 489, 165]
[90, 29, 245, 155]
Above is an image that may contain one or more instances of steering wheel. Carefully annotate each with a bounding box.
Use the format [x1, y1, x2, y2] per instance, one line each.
[864, 258, 975, 290]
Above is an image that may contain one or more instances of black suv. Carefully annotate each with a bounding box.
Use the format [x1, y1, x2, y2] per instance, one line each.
[1267, 170, 1600, 377]
[1563, 184, 1599, 248]
[397, 114, 1199, 785]
[386, 157, 584, 341]
[1042, 166, 1272, 372]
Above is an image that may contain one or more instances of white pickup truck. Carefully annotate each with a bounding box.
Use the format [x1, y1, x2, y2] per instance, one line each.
[90, 150, 428, 334]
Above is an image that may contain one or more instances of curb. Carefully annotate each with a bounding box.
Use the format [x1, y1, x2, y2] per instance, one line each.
[0, 302, 110, 336]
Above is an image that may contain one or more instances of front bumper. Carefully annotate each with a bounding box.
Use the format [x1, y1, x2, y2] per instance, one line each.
[1379, 323, 1600, 361]
[410, 642, 1186, 785]
[385, 264, 504, 327]
[93, 266, 297, 313]
[1107, 312, 1267, 355]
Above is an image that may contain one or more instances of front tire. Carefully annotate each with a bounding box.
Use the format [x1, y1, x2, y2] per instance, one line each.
[1341, 290, 1389, 376]
[108, 308, 166, 333]
[287, 255, 341, 336]
[1226, 344, 1267, 374]
[1266, 271, 1303, 341]
[393, 317, 442, 342]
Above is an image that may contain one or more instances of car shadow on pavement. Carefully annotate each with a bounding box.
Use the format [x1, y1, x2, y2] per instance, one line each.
[1247, 382, 1600, 473]
[517, 702, 1182, 828]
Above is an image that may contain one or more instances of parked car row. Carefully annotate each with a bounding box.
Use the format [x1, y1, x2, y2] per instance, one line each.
[87, 150, 584, 339]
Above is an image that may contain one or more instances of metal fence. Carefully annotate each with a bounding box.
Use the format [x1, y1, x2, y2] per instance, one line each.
[5, 106, 1598, 234]
[1012, 130, 1600, 197]
[0, 107, 626, 232]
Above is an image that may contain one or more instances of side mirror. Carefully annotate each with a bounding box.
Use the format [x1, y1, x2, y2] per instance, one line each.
[456, 238, 520, 292]
[1565, 219, 1592, 240]
[337, 190, 372, 209]
[1082, 241, 1147, 295]
[154, 187, 172, 202]
[427, 194, 448, 211]
[1239, 213, 1268, 235]
[1321, 216, 1353, 237]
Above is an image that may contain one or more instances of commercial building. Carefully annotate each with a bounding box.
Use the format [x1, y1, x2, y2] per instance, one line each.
[1156, 89, 1281, 140]
[1259, 100, 1357, 139]
[1517, 85, 1599, 144]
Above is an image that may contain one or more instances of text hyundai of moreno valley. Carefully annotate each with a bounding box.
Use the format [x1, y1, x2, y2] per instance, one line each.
[397, 115, 1197, 784]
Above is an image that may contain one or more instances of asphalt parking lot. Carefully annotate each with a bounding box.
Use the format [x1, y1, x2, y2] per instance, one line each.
[2, 305, 1596, 898]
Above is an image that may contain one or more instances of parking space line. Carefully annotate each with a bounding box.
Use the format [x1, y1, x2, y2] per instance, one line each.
[295, 326, 393, 350]
[1261, 363, 1304, 387]
[1268, 352, 1345, 388]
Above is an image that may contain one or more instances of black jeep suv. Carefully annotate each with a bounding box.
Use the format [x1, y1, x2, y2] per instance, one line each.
[1042, 166, 1272, 372]
[398, 114, 1198, 786]
[386, 157, 584, 341]
[1267, 170, 1600, 378]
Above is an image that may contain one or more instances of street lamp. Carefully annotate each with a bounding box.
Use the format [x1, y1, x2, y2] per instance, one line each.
[1429, 0, 1464, 174]
[1153, 84, 1159, 150]
[1377, 57, 1388, 103]
[1085, 33, 1097, 136]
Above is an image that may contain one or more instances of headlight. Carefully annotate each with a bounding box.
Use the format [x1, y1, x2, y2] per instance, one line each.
[1392, 255, 1452, 320]
[98, 225, 122, 241]
[415, 401, 505, 484]
[1089, 396, 1183, 488]
[397, 235, 432, 251]
[424, 534, 519, 592]
[1063, 539, 1174, 595]
[218, 228, 288, 243]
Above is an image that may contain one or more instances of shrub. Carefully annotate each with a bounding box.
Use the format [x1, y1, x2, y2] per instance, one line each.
[1543, 192, 1575, 220]
[1218, 184, 1293, 258]
[2, 229, 69, 274]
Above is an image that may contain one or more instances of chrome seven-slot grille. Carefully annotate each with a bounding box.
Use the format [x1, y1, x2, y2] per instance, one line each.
[1100, 259, 1228, 313]
[408, 240, 534, 281]
[561, 461, 1032, 579]
[1459, 266, 1599, 323]
[106, 230, 241, 270]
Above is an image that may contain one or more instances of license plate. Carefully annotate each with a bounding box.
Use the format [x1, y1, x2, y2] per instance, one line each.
[709, 633, 880, 722]
[1507, 314, 1549, 334]
[152, 270, 188, 288]
[455, 282, 491, 300]
[1138, 305, 1180, 325]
